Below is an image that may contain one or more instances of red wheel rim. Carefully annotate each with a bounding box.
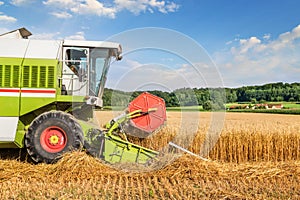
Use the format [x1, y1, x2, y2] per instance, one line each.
[40, 126, 67, 153]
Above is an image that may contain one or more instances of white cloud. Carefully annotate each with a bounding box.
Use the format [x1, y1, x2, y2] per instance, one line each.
[114, 0, 148, 15]
[10, 0, 34, 6]
[159, 1, 180, 13]
[269, 24, 300, 51]
[65, 31, 85, 40]
[214, 24, 300, 87]
[114, 0, 179, 15]
[43, 0, 116, 18]
[165, 2, 180, 12]
[0, 15, 17, 23]
[42, 0, 79, 8]
[279, 24, 300, 41]
[71, 0, 116, 18]
[50, 11, 72, 19]
[238, 36, 261, 54]
[43, 0, 180, 18]
[0, 1, 4, 6]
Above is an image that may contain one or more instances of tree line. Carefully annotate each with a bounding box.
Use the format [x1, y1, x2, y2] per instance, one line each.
[227, 82, 300, 103]
[102, 82, 300, 110]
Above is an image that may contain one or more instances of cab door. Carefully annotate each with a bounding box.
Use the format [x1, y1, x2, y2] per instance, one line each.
[62, 47, 89, 96]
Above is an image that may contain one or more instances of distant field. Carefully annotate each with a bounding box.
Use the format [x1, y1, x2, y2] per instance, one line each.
[282, 102, 300, 108]
[166, 105, 203, 111]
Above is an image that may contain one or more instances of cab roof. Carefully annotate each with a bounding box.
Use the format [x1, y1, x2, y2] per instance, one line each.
[63, 39, 122, 58]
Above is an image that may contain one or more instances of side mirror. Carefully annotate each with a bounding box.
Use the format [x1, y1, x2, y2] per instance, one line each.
[116, 55, 122, 61]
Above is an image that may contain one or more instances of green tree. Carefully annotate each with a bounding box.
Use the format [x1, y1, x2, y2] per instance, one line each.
[202, 101, 212, 111]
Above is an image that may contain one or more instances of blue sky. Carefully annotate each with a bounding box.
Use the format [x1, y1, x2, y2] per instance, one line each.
[0, 0, 300, 90]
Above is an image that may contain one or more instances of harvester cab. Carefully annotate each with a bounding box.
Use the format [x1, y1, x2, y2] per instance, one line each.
[0, 28, 167, 165]
[61, 40, 121, 107]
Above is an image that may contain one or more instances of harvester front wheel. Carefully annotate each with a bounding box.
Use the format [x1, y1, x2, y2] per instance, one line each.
[25, 111, 84, 163]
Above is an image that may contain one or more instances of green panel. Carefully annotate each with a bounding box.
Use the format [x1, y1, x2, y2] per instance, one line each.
[4, 65, 11, 87]
[40, 66, 46, 87]
[14, 120, 26, 148]
[13, 65, 20, 87]
[0, 65, 2, 86]
[56, 95, 86, 102]
[78, 120, 158, 164]
[103, 136, 158, 164]
[0, 58, 22, 117]
[31, 66, 38, 87]
[20, 97, 55, 116]
[21, 58, 58, 89]
[19, 95, 86, 118]
[0, 97, 19, 116]
[22, 65, 30, 87]
[19, 58, 59, 116]
[0, 57, 22, 88]
[48, 66, 55, 88]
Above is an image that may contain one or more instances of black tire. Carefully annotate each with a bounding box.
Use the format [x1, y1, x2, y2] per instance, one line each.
[25, 111, 84, 164]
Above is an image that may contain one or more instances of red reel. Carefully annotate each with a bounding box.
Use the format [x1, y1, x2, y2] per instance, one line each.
[128, 92, 167, 134]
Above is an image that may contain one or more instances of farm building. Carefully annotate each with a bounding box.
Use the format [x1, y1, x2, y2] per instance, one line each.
[254, 104, 283, 109]
[229, 103, 283, 110]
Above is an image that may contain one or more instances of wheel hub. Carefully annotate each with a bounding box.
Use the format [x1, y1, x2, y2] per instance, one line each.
[49, 135, 59, 145]
[40, 126, 67, 153]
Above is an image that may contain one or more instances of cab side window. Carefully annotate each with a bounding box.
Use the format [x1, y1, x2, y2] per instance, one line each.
[65, 49, 87, 78]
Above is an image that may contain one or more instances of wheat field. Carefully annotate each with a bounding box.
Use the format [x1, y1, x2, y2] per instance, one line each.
[0, 111, 299, 199]
[96, 111, 300, 163]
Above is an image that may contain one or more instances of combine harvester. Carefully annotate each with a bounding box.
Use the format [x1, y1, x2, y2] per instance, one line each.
[0, 28, 166, 164]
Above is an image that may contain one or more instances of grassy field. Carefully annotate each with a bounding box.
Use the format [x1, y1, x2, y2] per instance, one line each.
[0, 111, 299, 199]
[166, 105, 204, 111]
[282, 102, 300, 108]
